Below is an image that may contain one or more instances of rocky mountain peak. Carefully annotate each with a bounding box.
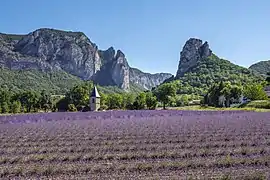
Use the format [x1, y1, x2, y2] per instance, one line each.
[0, 28, 173, 91]
[107, 46, 115, 54]
[199, 41, 211, 57]
[11, 28, 101, 79]
[98, 47, 115, 65]
[115, 50, 125, 59]
[185, 38, 203, 48]
[176, 38, 212, 77]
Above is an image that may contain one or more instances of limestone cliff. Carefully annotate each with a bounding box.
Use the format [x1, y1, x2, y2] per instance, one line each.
[176, 38, 212, 78]
[0, 28, 172, 91]
[92, 49, 130, 90]
[129, 68, 173, 90]
[13, 28, 102, 79]
[94, 48, 172, 90]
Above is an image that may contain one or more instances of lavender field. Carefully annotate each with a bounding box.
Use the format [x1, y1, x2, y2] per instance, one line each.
[0, 110, 269, 179]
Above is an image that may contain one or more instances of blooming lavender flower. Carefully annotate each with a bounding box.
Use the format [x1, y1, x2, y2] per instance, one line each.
[0, 110, 269, 179]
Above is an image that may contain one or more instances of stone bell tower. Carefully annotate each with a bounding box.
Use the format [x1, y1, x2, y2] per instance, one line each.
[90, 86, 100, 111]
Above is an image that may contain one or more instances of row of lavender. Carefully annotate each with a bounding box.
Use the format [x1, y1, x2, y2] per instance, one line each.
[0, 109, 267, 124]
[0, 110, 269, 179]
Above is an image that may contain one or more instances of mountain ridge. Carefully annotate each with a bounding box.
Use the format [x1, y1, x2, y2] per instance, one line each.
[1, 30, 268, 75]
[249, 60, 270, 75]
[0, 28, 172, 92]
[1, 29, 268, 95]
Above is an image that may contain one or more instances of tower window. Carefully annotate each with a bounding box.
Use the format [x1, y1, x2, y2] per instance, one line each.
[92, 99, 95, 103]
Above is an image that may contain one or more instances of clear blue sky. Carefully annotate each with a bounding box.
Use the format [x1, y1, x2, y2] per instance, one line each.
[1, 0, 270, 75]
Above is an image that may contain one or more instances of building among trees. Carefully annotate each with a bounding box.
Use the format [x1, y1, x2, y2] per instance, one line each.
[90, 86, 100, 111]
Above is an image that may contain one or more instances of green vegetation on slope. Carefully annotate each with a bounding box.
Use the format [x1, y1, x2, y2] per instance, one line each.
[0, 68, 82, 94]
[249, 60, 270, 75]
[167, 54, 264, 96]
[0, 67, 145, 97]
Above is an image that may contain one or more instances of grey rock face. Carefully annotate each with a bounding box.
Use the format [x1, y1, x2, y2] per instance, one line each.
[93, 48, 172, 90]
[90, 49, 130, 90]
[0, 33, 45, 71]
[129, 68, 173, 90]
[176, 38, 212, 77]
[14, 28, 101, 79]
[111, 50, 130, 90]
[98, 47, 115, 64]
[0, 28, 173, 90]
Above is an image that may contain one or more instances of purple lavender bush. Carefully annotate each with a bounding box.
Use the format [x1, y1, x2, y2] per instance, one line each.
[0, 110, 269, 179]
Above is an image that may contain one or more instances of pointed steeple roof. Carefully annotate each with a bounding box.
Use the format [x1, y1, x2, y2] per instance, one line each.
[90, 86, 100, 98]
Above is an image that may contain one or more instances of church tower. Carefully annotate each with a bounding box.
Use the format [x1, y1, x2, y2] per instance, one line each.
[90, 86, 100, 111]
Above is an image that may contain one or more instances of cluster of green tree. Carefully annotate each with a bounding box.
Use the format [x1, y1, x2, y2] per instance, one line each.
[56, 82, 152, 111]
[154, 80, 204, 104]
[0, 89, 53, 114]
[52, 80, 186, 112]
[66, 76, 270, 111]
[243, 83, 269, 101]
[166, 54, 264, 96]
[203, 81, 269, 108]
[203, 81, 243, 107]
[0, 79, 157, 114]
[97, 82, 202, 111]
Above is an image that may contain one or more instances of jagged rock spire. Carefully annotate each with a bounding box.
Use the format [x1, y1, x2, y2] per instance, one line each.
[176, 38, 212, 78]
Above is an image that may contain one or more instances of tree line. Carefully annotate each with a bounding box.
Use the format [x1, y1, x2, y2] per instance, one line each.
[203, 72, 270, 108]
[0, 81, 178, 114]
[0, 89, 53, 114]
[0, 72, 269, 114]
[56, 82, 178, 112]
